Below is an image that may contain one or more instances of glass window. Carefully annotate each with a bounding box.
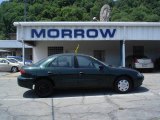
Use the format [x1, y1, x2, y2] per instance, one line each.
[77, 56, 94, 68]
[7, 59, 17, 63]
[0, 60, 7, 63]
[93, 62, 102, 69]
[49, 55, 72, 68]
[48, 47, 63, 56]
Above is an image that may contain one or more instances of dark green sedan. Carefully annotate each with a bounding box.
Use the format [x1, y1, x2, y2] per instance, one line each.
[18, 53, 144, 97]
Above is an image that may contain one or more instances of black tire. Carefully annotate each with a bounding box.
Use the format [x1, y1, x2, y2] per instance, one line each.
[114, 76, 132, 93]
[11, 66, 18, 73]
[35, 80, 53, 97]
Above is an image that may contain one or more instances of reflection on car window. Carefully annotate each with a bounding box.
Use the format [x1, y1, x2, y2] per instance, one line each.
[77, 56, 94, 68]
[49, 55, 72, 68]
[7, 59, 17, 63]
[93, 62, 101, 69]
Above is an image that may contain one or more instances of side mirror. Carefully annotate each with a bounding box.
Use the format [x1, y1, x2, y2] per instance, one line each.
[99, 65, 104, 71]
[7, 62, 10, 65]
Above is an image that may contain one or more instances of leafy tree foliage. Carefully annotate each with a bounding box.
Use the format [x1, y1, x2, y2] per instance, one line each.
[0, 0, 159, 39]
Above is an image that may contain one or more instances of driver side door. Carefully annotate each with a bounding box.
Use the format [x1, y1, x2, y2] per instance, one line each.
[75, 55, 107, 88]
[0, 59, 10, 71]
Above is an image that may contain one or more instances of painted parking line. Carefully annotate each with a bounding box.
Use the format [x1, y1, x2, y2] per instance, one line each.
[0, 98, 55, 101]
[0, 92, 156, 101]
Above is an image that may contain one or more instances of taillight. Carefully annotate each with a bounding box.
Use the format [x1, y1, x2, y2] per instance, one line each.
[134, 58, 138, 63]
[20, 69, 25, 74]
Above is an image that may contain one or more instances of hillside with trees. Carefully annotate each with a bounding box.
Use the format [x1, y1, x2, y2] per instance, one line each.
[0, 0, 160, 39]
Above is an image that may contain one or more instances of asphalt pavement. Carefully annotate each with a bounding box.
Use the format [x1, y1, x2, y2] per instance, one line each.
[0, 72, 160, 120]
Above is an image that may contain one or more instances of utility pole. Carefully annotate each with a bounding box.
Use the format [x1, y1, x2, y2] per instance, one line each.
[23, 0, 27, 65]
[24, 0, 26, 21]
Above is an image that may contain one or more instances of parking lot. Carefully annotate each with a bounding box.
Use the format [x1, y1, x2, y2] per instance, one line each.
[0, 72, 160, 120]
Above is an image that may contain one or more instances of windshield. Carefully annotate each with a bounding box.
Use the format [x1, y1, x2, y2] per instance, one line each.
[136, 56, 148, 59]
[14, 57, 23, 62]
[7, 59, 18, 63]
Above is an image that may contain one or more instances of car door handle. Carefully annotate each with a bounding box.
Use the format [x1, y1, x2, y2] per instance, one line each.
[79, 72, 84, 75]
[48, 71, 54, 75]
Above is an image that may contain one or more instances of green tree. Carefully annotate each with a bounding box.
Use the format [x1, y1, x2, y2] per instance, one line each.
[0, 0, 159, 39]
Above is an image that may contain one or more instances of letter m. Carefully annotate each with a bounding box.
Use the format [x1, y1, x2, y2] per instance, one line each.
[31, 29, 45, 38]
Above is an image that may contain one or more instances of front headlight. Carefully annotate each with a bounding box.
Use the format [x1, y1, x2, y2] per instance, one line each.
[137, 72, 143, 77]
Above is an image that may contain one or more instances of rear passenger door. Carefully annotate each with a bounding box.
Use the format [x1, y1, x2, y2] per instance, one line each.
[46, 55, 78, 88]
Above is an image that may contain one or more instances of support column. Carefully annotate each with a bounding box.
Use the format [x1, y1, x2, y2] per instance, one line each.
[120, 40, 126, 67]
[22, 40, 25, 65]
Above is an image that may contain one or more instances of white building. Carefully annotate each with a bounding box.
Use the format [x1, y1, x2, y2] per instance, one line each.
[14, 22, 160, 67]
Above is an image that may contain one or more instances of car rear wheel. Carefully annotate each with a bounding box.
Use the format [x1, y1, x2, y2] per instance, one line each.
[35, 80, 53, 97]
[114, 77, 132, 93]
[11, 66, 18, 73]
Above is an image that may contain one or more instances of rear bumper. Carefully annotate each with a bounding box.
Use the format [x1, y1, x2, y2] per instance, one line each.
[135, 63, 154, 69]
[17, 75, 35, 89]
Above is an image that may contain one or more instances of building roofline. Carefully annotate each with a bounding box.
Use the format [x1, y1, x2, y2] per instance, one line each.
[0, 40, 32, 48]
[14, 21, 160, 27]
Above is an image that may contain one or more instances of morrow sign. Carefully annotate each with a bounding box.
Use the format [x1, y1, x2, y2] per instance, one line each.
[30, 28, 116, 40]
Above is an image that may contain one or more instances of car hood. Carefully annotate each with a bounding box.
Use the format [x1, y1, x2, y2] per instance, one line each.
[109, 66, 139, 75]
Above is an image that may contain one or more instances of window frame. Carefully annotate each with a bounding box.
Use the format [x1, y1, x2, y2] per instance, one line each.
[47, 55, 74, 68]
[48, 46, 63, 56]
[75, 55, 102, 69]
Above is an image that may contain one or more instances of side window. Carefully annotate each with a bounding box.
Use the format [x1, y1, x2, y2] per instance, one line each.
[77, 56, 94, 68]
[0, 60, 7, 63]
[49, 56, 72, 68]
[49, 58, 58, 67]
[93, 62, 102, 69]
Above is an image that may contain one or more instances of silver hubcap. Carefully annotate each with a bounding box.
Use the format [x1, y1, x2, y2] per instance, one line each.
[118, 79, 129, 92]
[12, 67, 17, 72]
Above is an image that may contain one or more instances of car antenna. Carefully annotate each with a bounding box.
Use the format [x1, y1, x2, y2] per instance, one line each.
[74, 44, 79, 54]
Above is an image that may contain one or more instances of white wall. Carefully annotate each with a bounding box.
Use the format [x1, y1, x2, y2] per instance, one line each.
[33, 41, 160, 66]
[33, 41, 120, 66]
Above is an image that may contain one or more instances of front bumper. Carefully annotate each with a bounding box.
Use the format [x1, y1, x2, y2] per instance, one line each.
[134, 75, 144, 88]
[17, 75, 35, 89]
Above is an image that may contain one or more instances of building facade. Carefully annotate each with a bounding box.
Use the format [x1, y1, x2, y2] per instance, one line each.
[14, 22, 160, 66]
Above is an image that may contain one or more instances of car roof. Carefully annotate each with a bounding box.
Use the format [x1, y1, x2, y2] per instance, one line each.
[55, 53, 89, 56]
[51, 53, 92, 57]
[7, 56, 22, 58]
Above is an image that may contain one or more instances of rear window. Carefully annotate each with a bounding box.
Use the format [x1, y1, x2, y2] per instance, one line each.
[136, 56, 148, 59]
[34, 55, 57, 66]
[7, 59, 18, 63]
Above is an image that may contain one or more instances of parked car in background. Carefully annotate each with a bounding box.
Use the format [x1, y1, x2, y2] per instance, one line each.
[0, 58, 22, 72]
[7, 56, 32, 65]
[154, 57, 160, 70]
[18, 53, 144, 97]
[126, 55, 154, 71]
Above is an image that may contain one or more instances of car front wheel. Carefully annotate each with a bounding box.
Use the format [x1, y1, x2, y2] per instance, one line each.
[35, 80, 53, 97]
[114, 77, 132, 93]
